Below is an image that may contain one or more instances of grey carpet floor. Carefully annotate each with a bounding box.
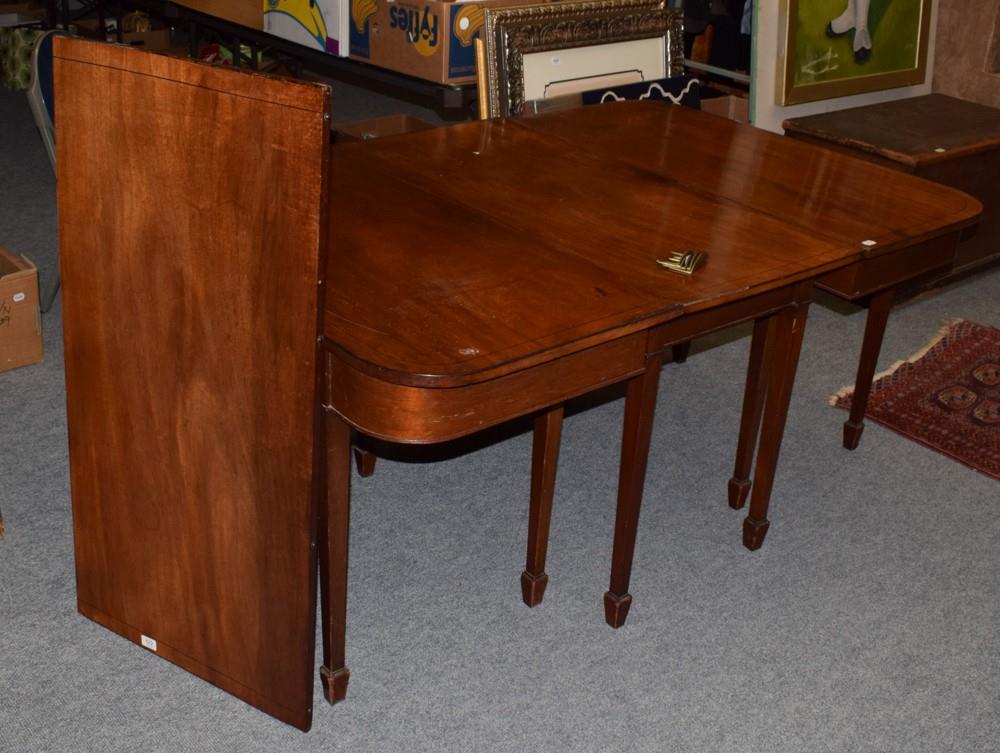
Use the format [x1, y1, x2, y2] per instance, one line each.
[1, 83, 998, 752]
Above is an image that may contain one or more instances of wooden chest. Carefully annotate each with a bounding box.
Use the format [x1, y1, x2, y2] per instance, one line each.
[783, 94, 1000, 276]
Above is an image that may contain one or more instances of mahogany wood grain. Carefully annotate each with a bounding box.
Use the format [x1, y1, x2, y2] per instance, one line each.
[728, 238, 959, 494]
[59, 77, 982, 723]
[816, 231, 960, 450]
[783, 95, 1000, 276]
[742, 286, 810, 551]
[320, 411, 352, 704]
[56, 38, 330, 731]
[605, 348, 664, 629]
[603, 281, 811, 627]
[782, 94, 1000, 169]
[645, 285, 801, 354]
[841, 289, 895, 451]
[727, 287, 819, 532]
[816, 232, 962, 300]
[324, 335, 647, 443]
[728, 316, 773, 510]
[522, 405, 564, 607]
[671, 342, 691, 363]
[524, 104, 980, 467]
[516, 104, 980, 260]
[321, 103, 980, 656]
[353, 446, 378, 477]
[324, 107, 925, 391]
[920, 153, 1000, 271]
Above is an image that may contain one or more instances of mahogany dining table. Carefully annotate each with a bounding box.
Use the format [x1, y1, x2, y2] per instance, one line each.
[318, 102, 980, 706]
[56, 39, 980, 732]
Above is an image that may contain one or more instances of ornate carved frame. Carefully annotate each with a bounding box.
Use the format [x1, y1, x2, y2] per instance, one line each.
[481, 0, 684, 119]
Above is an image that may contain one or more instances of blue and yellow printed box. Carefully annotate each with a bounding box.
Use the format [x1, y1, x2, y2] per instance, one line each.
[264, 0, 349, 56]
[348, 0, 533, 84]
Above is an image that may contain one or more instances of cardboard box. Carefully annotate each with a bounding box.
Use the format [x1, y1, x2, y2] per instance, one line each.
[0, 0, 45, 15]
[71, 19, 174, 50]
[700, 94, 749, 124]
[349, 0, 536, 85]
[177, 0, 263, 30]
[0, 246, 42, 373]
[0, 11, 42, 23]
[335, 113, 434, 141]
[120, 29, 174, 50]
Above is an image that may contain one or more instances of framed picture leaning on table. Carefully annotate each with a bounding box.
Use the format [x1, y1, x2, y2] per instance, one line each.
[775, 0, 932, 105]
[477, 0, 684, 118]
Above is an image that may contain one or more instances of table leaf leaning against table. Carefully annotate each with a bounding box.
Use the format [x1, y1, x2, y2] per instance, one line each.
[54, 39, 980, 730]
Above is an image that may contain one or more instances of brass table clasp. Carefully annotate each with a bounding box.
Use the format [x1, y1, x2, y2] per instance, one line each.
[657, 250, 706, 276]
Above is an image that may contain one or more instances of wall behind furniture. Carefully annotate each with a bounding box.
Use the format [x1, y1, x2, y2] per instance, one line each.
[932, 0, 1000, 108]
[751, 0, 939, 132]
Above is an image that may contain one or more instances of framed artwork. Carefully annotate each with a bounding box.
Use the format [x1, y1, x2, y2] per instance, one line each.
[519, 74, 700, 115]
[478, 0, 684, 119]
[776, 0, 932, 105]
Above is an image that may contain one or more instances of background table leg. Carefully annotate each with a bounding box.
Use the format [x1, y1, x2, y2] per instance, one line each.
[320, 410, 352, 704]
[353, 446, 377, 477]
[604, 352, 663, 628]
[743, 302, 809, 551]
[521, 405, 564, 607]
[843, 289, 895, 450]
[672, 341, 691, 364]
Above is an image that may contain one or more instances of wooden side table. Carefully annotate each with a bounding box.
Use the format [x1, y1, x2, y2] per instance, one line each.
[783, 93, 1000, 276]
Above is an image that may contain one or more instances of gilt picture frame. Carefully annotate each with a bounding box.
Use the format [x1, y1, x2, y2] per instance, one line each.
[776, 0, 932, 105]
[480, 0, 684, 119]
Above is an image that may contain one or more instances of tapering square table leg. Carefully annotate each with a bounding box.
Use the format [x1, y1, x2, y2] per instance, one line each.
[742, 301, 809, 551]
[521, 404, 565, 607]
[728, 316, 775, 510]
[352, 446, 377, 477]
[604, 352, 664, 628]
[320, 410, 352, 704]
[842, 288, 895, 450]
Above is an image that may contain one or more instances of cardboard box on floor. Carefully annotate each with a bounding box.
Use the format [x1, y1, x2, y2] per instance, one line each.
[700, 94, 749, 124]
[0, 246, 43, 373]
[349, 0, 541, 85]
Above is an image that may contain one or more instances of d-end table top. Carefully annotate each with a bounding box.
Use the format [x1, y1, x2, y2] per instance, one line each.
[325, 101, 981, 388]
[782, 93, 1000, 168]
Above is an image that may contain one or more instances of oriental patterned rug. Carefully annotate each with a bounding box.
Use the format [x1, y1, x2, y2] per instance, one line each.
[831, 319, 1000, 480]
